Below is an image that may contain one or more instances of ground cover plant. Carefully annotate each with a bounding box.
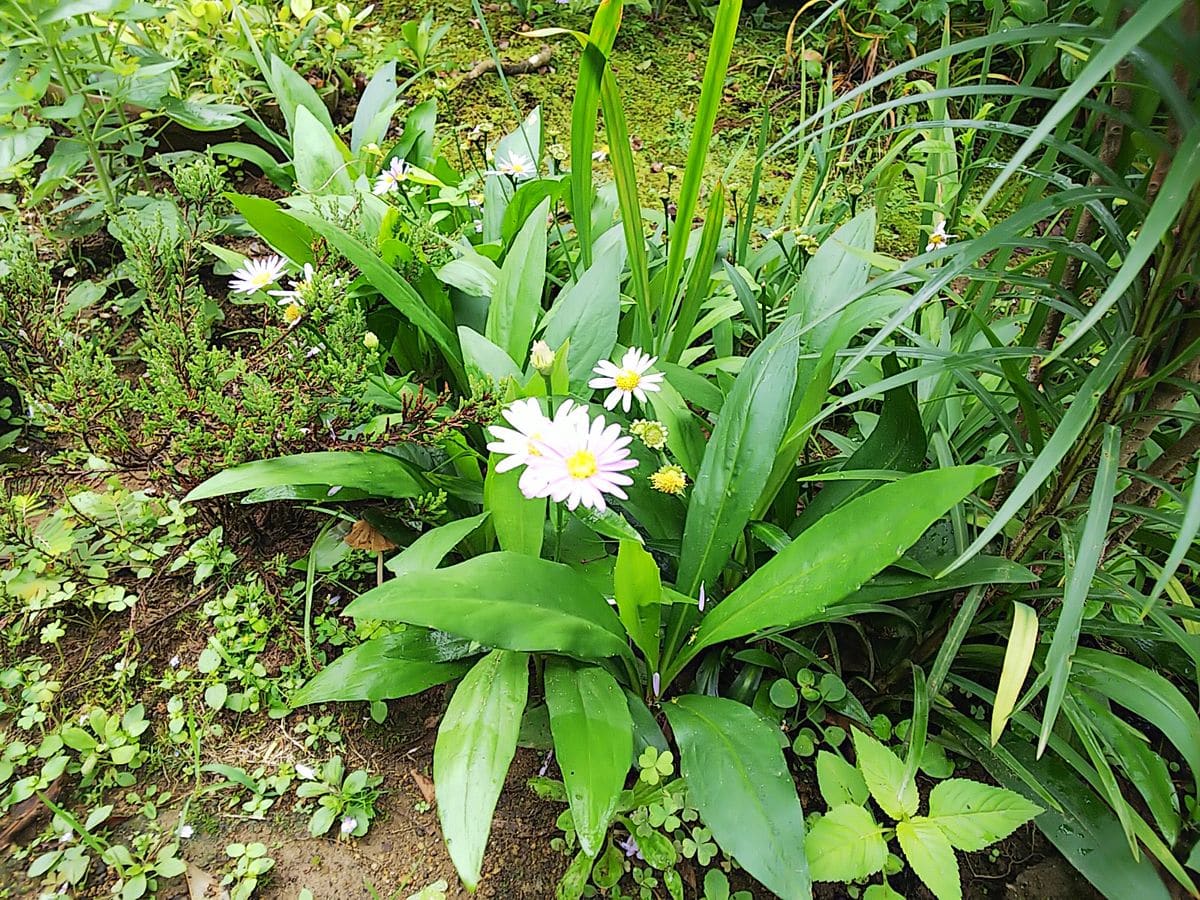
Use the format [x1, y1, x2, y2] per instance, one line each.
[2, 0, 1199, 897]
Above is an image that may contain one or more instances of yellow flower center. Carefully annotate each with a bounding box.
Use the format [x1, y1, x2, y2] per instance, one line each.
[249, 271, 275, 288]
[614, 369, 641, 392]
[929, 234, 946, 247]
[566, 449, 598, 480]
[284, 303, 303, 323]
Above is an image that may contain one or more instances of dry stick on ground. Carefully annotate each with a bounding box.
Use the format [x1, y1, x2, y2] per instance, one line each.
[463, 44, 553, 82]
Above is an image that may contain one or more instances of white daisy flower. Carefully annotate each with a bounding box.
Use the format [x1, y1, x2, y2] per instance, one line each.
[373, 157, 411, 195]
[490, 150, 535, 181]
[229, 256, 287, 295]
[487, 399, 589, 496]
[589, 349, 665, 412]
[525, 412, 638, 512]
[925, 219, 956, 253]
[271, 262, 316, 303]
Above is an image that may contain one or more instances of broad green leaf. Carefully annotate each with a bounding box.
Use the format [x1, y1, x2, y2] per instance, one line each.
[350, 61, 398, 153]
[210, 142, 293, 190]
[682, 466, 996, 665]
[226, 193, 314, 264]
[544, 660, 632, 857]
[269, 55, 334, 137]
[677, 316, 803, 595]
[542, 227, 623, 389]
[486, 198, 550, 364]
[897, 819, 961, 900]
[787, 208, 878, 349]
[459, 327, 523, 385]
[1072, 648, 1200, 793]
[665, 695, 810, 899]
[806, 804, 887, 883]
[291, 635, 471, 705]
[344, 552, 631, 661]
[925, 779, 1040, 851]
[664, 187, 726, 363]
[435, 650, 529, 891]
[992, 602, 1038, 745]
[816, 751, 868, 807]
[184, 451, 429, 502]
[484, 460, 545, 558]
[852, 730, 917, 821]
[846, 555, 1036, 605]
[293, 105, 352, 194]
[613, 540, 661, 668]
[386, 513, 490, 577]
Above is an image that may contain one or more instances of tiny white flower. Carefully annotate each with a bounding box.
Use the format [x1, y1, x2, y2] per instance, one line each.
[305, 343, 326, 358]
[591, 149, 608, 162]
[295, 763, 316, 780]
[490, 150, 535, 181]
[473, 219, 484, 234]
[373, 157, 412, 195]
[178, 823, 194, 839]
[271, 263, 316, 303]
[925, 219, 957, 253]
[229, 256, 287, 295]
[340, 816, 358, 835]
[169, 655, 180, 668]
[589, 349, 665, 412]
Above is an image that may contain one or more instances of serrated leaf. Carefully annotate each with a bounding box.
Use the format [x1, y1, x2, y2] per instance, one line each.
[816, 751, 868, 807]
[852, 730, 917, 821]
[925, 778, 1040, 851]
[897, 818, 961, 900]
[807, 804, 887, 882]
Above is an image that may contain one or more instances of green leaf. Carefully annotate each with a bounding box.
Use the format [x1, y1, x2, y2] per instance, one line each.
[659, 0, 742, 310]
[544, 661, 632, 857]
[344, 552, 631, 661]
[897, 819, 961, 900]
[184, 451, 430, 502]
[484, 460, 545, 557]
[226, 193, 314, 264]
[435, 650, 529, 891]
[350, 61, 398, 153]
[807, 804, 887, 883]
[925, 779, 1040, 851]
[291, 635, 472, 705]
[1072, 648, 1200, 794]
[665, 695, 810, 899]
[292, 105, 352, 194]
[992, 602, 1038, 745]
[683, 466, 996, 664]
[613, 540, 661, 668]
[816, 751, 868, 807]
[1038, 425, 1120, 754]
[557, 850, 593, 900]
[386, 513, 490, 577]
[541, 228, 622, 389]
[288, 210, 465, 386]
[204, 683, 228, 711]
[486, 198, 550, 364]
[852, 729, 917, 821]
[677, 316, 803, 595]
[269, 54, 334, 138]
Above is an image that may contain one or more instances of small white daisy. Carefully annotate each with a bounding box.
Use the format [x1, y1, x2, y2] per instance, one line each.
[373, 157, 412, 195]
[526, 412, 638, 512]
[487, 399, 589, 496]
[490, 150, 535, 181]
[925, 219, 956, 252]
[589, 349, 665, 412]
[229, 256, 287, 295]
